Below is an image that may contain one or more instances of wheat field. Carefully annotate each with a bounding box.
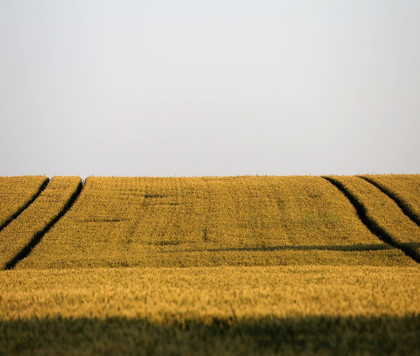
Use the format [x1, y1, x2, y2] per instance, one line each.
[328, 176, 420, 259]
[0, 176, 81, 269]
[362, 174, 420, 225]
[18, 176, 413, 269]
[0, 176, 47, 228]
[0, 175, 419, 355]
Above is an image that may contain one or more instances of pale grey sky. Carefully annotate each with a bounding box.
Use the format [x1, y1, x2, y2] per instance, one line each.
[1, 0, 419, 177]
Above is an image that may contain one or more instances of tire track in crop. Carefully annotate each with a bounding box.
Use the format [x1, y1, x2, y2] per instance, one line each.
[4, 180, 84, 270]
[322, 176, 420, 264]
[0, 178, 49, 234]
[359, 176, 420, 227]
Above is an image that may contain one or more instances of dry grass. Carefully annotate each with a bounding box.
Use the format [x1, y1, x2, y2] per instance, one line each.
[0, 176, 81, 269]
[329, 176, 420, 256]
[19, 176, 414, 269]
[1, 266, 419, 355]
[0, 176, 47, 228]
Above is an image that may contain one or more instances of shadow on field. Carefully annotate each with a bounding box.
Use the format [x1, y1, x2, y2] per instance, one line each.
[160, 242, 420, 254]
[1, 314, 419, 355]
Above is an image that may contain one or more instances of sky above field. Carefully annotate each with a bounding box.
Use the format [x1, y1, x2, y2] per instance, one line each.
[0, 0, 419, 177]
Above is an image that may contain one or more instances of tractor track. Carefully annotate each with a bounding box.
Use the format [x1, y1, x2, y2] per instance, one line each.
[4, 180, 84, 270]
[0, 178, 50, 234]
[322, 176, 420, 264]
[359, 176, 420, 227]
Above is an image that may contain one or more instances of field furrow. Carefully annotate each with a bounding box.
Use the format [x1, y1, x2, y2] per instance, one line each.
[361, 175, 420, 226]
[325, 176, 420, 262]
[0, 177, 82, 269]
[18, 176, 414, 269]
[0, 176, 48, 231]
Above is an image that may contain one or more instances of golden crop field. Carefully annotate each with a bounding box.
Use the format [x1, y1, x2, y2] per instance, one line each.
[0, 176, 81, 269]
[0, 175, 419, 355]
[362, 174, 420, 225]
[19, 176, 413, 269]
[327, 176, 420, 260]
[0, 176, 47, 229]
[1, 266, 420, 355]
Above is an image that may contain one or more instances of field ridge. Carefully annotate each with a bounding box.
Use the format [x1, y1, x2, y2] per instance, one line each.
[322, 176, 420, 264]
[4, 180, 84, 270]
[0, 178, 49, 233]
[360, 176, 420, 227]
